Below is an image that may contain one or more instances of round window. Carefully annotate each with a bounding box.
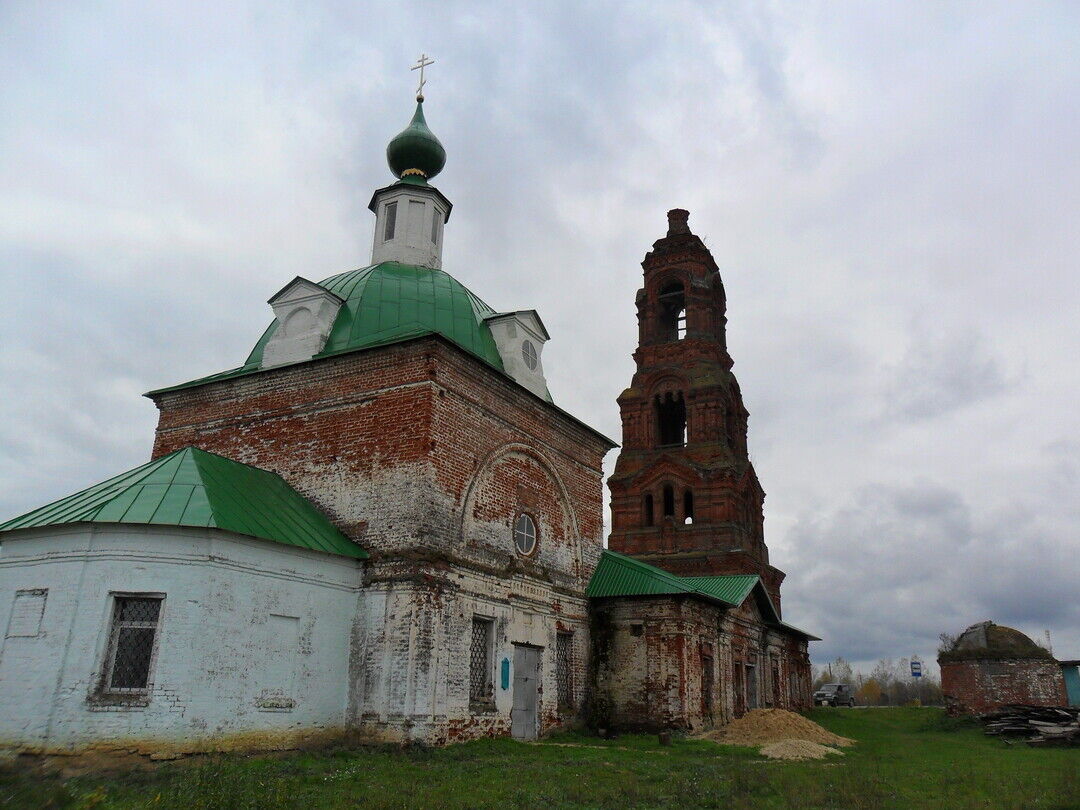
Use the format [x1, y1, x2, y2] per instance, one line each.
[513, 513, 537, 556]
[521, 340, 538, 370]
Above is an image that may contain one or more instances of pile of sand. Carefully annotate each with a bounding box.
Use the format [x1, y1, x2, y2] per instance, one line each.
[759, 739, 844, 761]
[700, 709, 854, 760]
[704, 709, 854, 748]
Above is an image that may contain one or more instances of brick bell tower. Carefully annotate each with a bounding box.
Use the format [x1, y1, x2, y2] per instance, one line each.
[607, 209, 786, 610]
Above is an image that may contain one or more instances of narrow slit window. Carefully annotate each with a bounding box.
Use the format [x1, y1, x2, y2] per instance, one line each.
[383, 202, 397, 241]
[683, 490, 694, 523]
[663, 485, 675, 517]
[702, 655, 714, 714]
[469, 617, 494, 705]
[644, 493, 654, 526]
[103, 596, 163, 692]
[431, 208, 440, 243]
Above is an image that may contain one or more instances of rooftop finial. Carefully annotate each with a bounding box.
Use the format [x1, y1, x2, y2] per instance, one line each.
[411, 53, 435, 102]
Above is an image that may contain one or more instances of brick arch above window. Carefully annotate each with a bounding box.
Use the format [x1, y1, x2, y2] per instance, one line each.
[459, 442, 582, 575]
[646, 374, 689, 401]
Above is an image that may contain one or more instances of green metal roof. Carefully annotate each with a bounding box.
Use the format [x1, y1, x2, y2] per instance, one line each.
[0, 447, 367, 560]
[587, 550, 755, 607]
[682, 575, 760, 606]
[148, 262, 506, 395]
[587, 549, 708, 600]
[587, 550, 819, 640]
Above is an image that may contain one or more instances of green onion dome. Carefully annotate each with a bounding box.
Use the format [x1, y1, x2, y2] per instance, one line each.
[386, 101, 446, 180]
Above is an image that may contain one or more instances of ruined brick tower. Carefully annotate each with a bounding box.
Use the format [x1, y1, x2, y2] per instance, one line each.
[607, 209, 786, 609]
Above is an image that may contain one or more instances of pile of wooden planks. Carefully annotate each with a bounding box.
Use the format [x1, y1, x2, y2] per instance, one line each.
[980, 705, 1080, 745]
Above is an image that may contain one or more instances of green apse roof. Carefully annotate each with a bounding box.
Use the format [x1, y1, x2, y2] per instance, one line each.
[149, 262, 505, 395]
[587, 550, 819, 640]
[0, 447, 367, 560]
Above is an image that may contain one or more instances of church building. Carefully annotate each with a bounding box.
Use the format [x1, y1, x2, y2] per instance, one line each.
[0, 86, 815, 755]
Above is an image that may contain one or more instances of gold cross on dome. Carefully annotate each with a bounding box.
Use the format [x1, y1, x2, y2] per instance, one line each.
[411, 53, 435, 101]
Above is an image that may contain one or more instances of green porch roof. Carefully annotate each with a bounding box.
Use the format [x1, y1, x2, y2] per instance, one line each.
[682, 574, 760, 606]
[587, 550, 756, 606]
[587, 550, 819, 640]
[148, 262, 505, 395]
[0, 447, 367, 560]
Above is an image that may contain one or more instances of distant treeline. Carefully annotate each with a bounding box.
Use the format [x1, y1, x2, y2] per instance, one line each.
[812, 657, 944, 706]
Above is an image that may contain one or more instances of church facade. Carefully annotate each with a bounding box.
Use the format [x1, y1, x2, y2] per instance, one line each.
[0, 96, 814, 754]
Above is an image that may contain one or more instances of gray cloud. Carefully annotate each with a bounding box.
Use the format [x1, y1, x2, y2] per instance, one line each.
[2, 2, 1078, 675]
[783, 480, 1080, 674]
[880, 328, 1014, 421]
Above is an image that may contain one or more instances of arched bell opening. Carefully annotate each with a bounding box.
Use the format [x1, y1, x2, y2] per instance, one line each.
[655, 392, 686, 447]
[658, 282, 686, 342]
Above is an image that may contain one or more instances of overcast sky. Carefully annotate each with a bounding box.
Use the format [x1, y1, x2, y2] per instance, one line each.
[2, 2, 1078, 676]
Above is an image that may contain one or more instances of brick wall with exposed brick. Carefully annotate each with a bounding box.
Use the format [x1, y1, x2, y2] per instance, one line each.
[149, 335, 612, 743]
[592, 593, 811, 733]
[941, 658, 1068, 714]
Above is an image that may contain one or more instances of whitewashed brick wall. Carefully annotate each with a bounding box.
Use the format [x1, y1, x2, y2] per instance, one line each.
[0, 524, 361, 753]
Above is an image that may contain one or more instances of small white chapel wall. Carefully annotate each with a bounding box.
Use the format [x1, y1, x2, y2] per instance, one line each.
[0, 524, 361, 752]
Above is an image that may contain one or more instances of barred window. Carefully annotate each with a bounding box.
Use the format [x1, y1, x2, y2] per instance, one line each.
[103, 596, 162, 692]
[556, 632, 573, 707]
[469, 617, 493, 704]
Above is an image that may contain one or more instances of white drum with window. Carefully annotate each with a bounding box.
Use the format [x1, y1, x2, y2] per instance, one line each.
[513, 513, 537, 556]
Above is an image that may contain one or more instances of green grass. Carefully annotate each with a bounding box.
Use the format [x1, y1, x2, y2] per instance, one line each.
[3, 709, 1079, 809]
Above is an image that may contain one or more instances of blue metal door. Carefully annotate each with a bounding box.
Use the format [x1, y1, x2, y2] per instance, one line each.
[1064, 664, 1080, 707]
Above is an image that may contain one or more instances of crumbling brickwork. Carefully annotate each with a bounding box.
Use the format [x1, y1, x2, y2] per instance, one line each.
[941, 659, 1068, 714]
[592, 593, 811, 733]
[150, 334, 612, 744]
[606, 209, 785, 608]
[596, 210, 813, 733]
[939, 622, 1069, 715]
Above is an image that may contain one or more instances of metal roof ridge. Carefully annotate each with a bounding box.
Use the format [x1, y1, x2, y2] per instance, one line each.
[0, 448, 189, 530]
[598, 549, 699, 594]
[0, 445, 368, 561]
[680, 573, 760, 606]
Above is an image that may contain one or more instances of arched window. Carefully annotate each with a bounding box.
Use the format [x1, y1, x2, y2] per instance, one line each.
[644, 493, 654, 527]
[662, 485, 675, 518]
[513, 513, 537, 556]
[658, 282, 686, 341]
[656, 392, 686, 447]
[683, 489, 694, 524]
